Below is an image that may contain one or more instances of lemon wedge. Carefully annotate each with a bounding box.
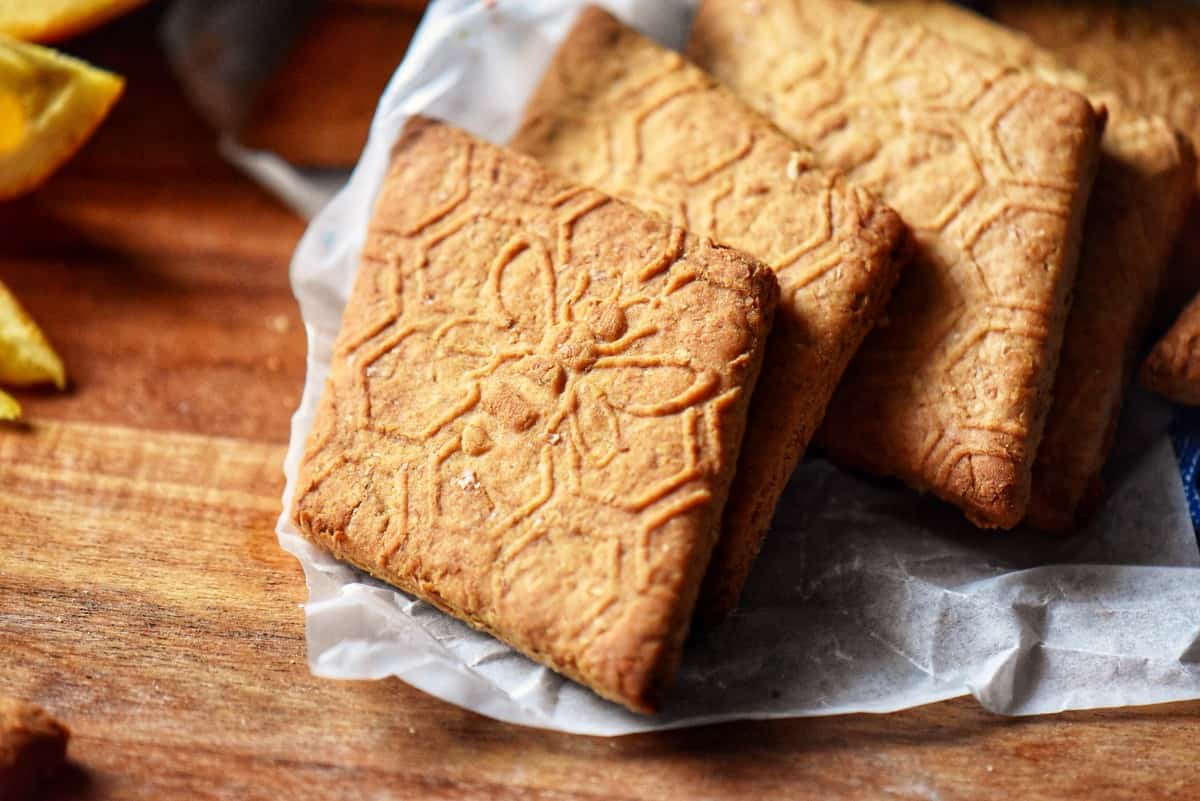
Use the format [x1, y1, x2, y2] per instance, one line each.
[0, 0, 148, 44]
[0, 278, 67, 391]
[0, 387, 20, 420]
[0, 35, 122, 200]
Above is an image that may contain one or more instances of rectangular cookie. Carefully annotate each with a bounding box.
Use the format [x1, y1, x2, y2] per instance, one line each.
[991, 0, 1200, 332]
[292, 117, 778, 713]
[690, 0, 1104, 528]
[510, 6, 908, 620]
[1142, 292, 1200, 406]
[866, 0, 1197, 530]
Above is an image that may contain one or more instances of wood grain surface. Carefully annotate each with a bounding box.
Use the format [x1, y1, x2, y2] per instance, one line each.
[239, 2, 419, 165]
[1, 4, 1198, 800]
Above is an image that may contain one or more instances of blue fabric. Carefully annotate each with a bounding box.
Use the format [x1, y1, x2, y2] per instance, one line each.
[1169, 407, 1200, 533]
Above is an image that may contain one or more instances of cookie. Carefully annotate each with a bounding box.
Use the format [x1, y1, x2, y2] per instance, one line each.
[690, 0, 1104, 528]
[868, 0, 1197, 530]
[0, 697, 69, 801]
[1142, 293, 1200, 406]
[992, 0, 1200, 332]
[510, 6, 907, 620]
[292, 117, 778, 713]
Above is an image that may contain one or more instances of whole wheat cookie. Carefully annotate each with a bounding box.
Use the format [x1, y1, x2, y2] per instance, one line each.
[991, 0, 1200, 331]
[1142, 293, 1200, 406]
[690, 0, 1104, 528]
[0, 697, 69, 801]
[510, 6, 907, 620]
[868, 0, 1197, 531]
[292, 117, 778, 713]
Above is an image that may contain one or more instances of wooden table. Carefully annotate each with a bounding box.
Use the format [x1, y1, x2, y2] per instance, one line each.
[2, 5, 1197, 800]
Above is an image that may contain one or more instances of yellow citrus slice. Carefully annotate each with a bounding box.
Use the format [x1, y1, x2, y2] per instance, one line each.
[0, 35, 122, 200]
[0, 0, 149, 44]
[0, 278, 67, 390]
[0, 387, 20, 420]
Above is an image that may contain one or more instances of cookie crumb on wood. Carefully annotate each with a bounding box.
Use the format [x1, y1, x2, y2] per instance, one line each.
[0, 697, 69, 801]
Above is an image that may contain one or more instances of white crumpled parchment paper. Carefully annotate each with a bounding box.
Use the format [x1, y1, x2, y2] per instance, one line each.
[273, 0, 1200, 735]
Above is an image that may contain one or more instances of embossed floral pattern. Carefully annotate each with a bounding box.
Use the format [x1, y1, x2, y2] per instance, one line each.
[293, 121, 774, 710]
[346, 218, 724, 543]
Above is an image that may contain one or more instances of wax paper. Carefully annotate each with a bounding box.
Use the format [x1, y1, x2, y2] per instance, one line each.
[266, 0, 1200, 735]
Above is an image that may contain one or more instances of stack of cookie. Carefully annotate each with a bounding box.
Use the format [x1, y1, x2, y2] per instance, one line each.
[292, 0, 1198, 713]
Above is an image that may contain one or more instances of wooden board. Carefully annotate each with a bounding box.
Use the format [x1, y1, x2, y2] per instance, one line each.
[239, 2, 420, 166]
[1, 5, 1198, 800]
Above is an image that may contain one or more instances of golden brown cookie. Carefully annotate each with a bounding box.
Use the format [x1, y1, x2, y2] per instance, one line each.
[867, 0, 1197, 531]
[991, 0, 1200, 331]
[292, 117, 778, 713]
[510, 6, 908, 620]
[690, 0, 1104, 528]
[1142, 293, 1200, 406]
[0, 697, 69, 801]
